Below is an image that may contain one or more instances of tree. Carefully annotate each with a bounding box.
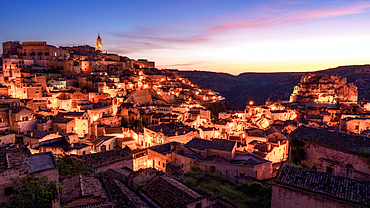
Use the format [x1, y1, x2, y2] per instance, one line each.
[56, 155, 92, 177]
[121, 118, 129, 128]
[134, 120, 143, 129]
[4, 176, 62, 208]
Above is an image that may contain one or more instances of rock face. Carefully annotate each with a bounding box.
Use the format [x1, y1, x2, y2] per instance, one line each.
[290, 72, 358, 103]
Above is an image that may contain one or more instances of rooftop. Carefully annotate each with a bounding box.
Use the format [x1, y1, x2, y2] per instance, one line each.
[141, 175, 203, 208]
[61, 174, 105, 204]
[28, 152, 57, 173]
[275, 164, 370, 207]
[290, 125, 370, 156]
[80, 146, 131, 168]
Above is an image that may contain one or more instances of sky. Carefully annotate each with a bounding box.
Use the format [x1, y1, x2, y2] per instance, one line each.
[1, 0, 370, 75]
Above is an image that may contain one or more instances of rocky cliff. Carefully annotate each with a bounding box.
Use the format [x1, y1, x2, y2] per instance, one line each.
[180, 65, 370, 110]
[290, 72, 358, 103]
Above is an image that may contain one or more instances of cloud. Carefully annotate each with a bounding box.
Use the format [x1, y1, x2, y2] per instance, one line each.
[106, 27, 212, 54]
[208, 2, 370, 31]
[157, 61, 207, 68]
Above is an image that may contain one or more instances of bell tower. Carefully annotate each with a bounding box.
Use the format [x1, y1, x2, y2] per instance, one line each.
[96, 33, 102, 52]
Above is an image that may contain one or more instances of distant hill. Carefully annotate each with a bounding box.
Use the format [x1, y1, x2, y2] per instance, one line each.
[179, 65, 370, 110]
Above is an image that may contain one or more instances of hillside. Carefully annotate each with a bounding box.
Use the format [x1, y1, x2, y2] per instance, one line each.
[179, 65, 370, 110]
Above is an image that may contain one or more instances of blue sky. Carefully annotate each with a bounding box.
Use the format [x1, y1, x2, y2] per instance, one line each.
[1, 0, 370, 75]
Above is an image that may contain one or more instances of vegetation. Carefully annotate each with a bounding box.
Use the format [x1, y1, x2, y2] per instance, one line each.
[56, 155, 92, 177]
[1, 176, 62, 208]
[121, 118, 148, 129]
[202, 101, 237, 118]
[290, 137, 307, 165]
[184, 168, 271, 208]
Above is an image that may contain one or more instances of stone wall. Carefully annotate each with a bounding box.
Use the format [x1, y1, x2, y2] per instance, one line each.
[290, 72, 358, 103]
[299, 141, 370, 180]
[271, 184, 363, 208]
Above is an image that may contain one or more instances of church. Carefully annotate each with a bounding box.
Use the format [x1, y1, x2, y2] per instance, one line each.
[96, 33, 102, 52]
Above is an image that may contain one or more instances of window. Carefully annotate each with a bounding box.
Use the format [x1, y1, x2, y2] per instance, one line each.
[326, 166, 333, 174]
[240, 172, 245, 176]
[158, 161, 160, 166]
[5, 187, 14, 196]
[195, 202, 202, 208]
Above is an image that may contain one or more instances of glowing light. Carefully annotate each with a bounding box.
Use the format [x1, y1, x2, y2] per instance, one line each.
[249, 101, 254, 105]
[291, 113, 297, 119]
[93, 116, 98, 121]
[147, 160, 152, 167]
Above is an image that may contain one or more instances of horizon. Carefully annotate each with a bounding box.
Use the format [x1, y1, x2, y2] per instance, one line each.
[1, 0, 370, 75]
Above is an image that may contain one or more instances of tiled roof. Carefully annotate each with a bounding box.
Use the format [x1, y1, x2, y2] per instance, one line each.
[26, 130, 54, 139]
[185, 138, 212, 150]
[56, 112, 85, 118]
[28, 152, 56, 173]
[71, 143, 89, 150]
[275, 164, 370, 206]
[238, 157, 262, 166]
[290, 125, 370, 156]
[141, 175, 203, 208]
[149, 142, 179, 154]
[204, 156, 230, 163]
[185, 138, 236, 152]
[105, 179, 149, 208]
[208, 139, 236, 152]
[0, 143, 30, 175]
[105, 127, 123, 134]
[61, 174, 105, 203]
[80, 146, 131, 168]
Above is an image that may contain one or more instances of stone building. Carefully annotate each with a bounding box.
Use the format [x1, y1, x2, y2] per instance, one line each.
[0, 144, 58, 204]
[96, 33, 102, 52]
[19, 41, 69, 60]
[143, 122, 197, 147]
[272, 164, 370, 208]
[60, 173, 110, 208]
[141, 175, 236, 208]
[78, 146, 132, 173]
[290, 125, 370, 180]
[0, 107, 36, 133]
[290, 72, 358, 103]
